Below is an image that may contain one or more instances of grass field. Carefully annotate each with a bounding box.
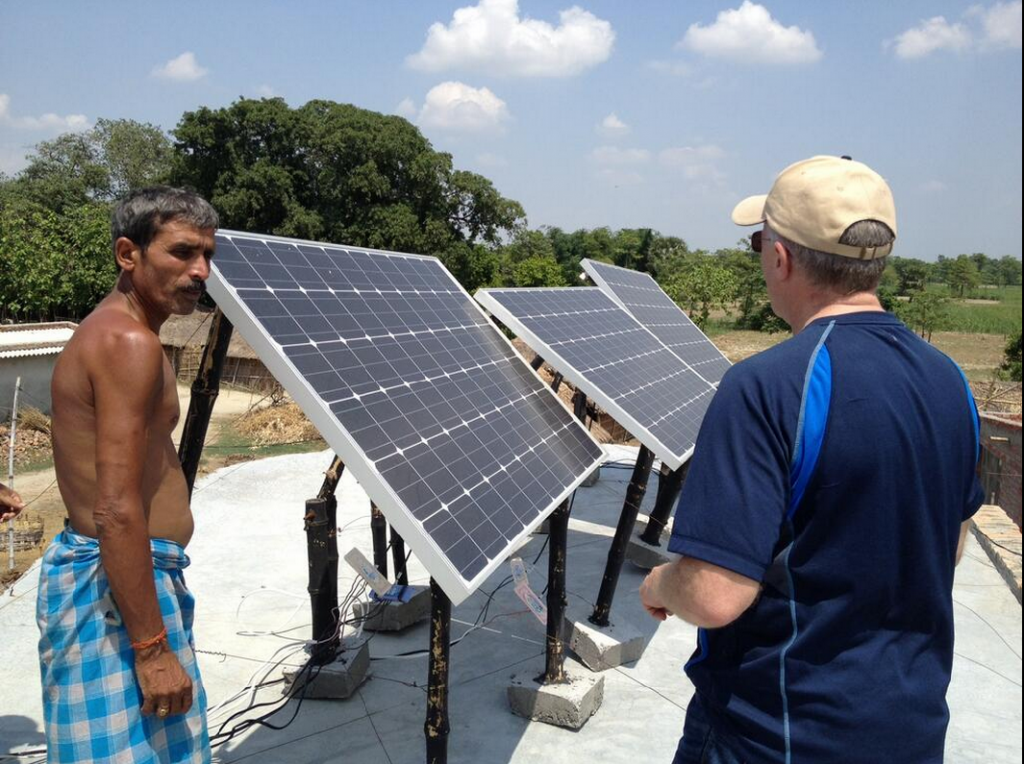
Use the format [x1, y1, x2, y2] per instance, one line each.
[927, 284, 1022, 335]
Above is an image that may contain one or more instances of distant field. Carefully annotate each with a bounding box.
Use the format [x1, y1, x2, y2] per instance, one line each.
[927, 284, 1022, 335]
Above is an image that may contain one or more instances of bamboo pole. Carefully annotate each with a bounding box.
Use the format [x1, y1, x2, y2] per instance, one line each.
[6, 377, 21, 571]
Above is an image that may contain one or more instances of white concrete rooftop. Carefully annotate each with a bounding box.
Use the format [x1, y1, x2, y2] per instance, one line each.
[1, 446, 1021, 763]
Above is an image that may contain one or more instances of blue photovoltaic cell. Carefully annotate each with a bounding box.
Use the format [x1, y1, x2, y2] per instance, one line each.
[583, 259, 732, 384]
[207, 231, 602, 595]
[476, 287, 716, 467]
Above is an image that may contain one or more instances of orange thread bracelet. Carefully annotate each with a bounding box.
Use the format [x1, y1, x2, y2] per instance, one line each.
[131, 627, 168, 651]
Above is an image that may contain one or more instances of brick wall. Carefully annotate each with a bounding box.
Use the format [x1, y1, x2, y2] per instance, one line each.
[979, 413, 1022, 530]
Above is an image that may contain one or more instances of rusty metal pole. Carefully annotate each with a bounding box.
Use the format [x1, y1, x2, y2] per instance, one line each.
[572, 389, 587, 422]
[425, 578, 451, 764]
[639, 461, 688, 546]
[590, 445, 656, 626]
[305, 455, 345, 664]
[390, 526, 408, 586]
[542, 498, 571, 684]
[370, 503, 388, 579]
[178, 308, 234, 496]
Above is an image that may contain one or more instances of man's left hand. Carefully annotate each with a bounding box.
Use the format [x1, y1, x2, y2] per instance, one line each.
[640, 565, 673, 621]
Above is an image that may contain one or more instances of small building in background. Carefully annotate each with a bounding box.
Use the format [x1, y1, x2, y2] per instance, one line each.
[159, 311, 273, 391]
[0, 322, 77, 418]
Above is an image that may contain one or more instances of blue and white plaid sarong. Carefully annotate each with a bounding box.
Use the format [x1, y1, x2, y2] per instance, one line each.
[36, 526, 211, 763]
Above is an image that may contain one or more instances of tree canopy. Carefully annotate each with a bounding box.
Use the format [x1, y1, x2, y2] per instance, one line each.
[1, 101, 1020, 338]
[171, 98, 525, 291]
[2, 118, 172, 214]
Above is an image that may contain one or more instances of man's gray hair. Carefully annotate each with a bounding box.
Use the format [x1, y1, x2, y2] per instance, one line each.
[111, 186, 219, 262]
[780, 220, 894, 294]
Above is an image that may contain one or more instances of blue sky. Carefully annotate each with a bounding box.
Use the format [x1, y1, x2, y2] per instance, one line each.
[1, 0, 1021, 260]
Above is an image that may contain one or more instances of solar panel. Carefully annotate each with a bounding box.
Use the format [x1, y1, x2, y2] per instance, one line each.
[581, 259, 732, 385]
[474, 287, 716, 470]
[205, 231, 603, 605]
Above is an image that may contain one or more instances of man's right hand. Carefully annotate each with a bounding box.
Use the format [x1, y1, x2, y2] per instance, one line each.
[135, 642, 194, 718]
[0, 482, 25, 523]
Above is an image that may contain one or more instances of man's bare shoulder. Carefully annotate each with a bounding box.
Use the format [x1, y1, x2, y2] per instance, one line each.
[70, 307, 164, 378]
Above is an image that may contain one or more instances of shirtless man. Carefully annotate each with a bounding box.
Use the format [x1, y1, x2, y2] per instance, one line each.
[2, 186, 218, 763]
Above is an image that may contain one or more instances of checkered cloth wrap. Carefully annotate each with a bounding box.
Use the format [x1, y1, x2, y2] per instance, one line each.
[36, 527, 211, 763]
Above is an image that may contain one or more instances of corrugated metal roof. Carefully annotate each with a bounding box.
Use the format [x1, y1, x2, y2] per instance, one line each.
[0, 322, 76, 360]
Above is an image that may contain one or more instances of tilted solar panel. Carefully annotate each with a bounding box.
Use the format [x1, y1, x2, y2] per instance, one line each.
[582, 259, 732, 385]
[205, 231, 603, 604]
[474, 287, 716, 470]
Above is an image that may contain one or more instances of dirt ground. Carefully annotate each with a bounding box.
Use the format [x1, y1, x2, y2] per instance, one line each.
[1, 384, 272, 587]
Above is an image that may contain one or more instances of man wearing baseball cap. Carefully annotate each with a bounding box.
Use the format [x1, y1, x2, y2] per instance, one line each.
[640, 156, 982, 763]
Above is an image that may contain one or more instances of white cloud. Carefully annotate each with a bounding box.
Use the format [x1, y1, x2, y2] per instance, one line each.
[152, 52, 208, 82]
[596, 113, 629, 137]
[679, 1, 822, 64]
[890, 2, 1020, 58]
[659, 145, 727, 182]
[977, 0, 1022, 49]
[407, 0, 614, 77]
[395, 97, 418, 119]
[0, 93, 90, 133]
[590, 146, 651, 165]
[891, 17, 972, 58]
[418, 82, 510, 132]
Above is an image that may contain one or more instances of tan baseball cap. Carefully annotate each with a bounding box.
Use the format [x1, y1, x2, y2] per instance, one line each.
[732, 155, 897, 259]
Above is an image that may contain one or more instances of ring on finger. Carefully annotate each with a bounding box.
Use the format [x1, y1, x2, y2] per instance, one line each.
[157, 706, 170, 718]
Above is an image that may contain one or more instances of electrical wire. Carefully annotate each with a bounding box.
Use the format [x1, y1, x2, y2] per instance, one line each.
[207, 576, 371, 745]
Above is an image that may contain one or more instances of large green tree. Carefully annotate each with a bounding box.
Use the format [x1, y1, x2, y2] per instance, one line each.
[945, 254, 981, 297]
[897, 289, 949, 342]
[663, 254, 737, 331]
[890, 257, 931, 295]
[171, 98, 524, 291]
[494, 229, 566, 288]
[0, 200, 113, 321]
[4, 118, 172, 214]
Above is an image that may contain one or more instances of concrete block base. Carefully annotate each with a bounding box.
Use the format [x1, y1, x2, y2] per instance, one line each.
[581, 465, 601, 488]
[564, 604, 646, 671]
[351, 585, 431, 632]
[507, 659, 604, 729]
[626, 529, 678, 571]
[283, 638, 370, 700]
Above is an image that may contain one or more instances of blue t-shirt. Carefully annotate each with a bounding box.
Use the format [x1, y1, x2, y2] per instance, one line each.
[668, 311, 983, 764]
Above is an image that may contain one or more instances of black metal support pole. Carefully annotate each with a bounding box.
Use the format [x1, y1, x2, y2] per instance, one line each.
[589, 444, 656, 626]
[425, 578, 451, 764]
[542, 498, 571, 684]
[370, 503, 388, 579]
[305, 455, 345, 663]
[530, 354, 545, 371]
[178, 308, 234, 496]
[639, 461, 689, 546]
[550, 372, 564, 393]
[391, 526, 408, 586]
[572, 390, 586, 422]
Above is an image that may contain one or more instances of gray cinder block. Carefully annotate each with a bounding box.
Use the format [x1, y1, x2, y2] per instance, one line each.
[507, 659, 604, 729]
